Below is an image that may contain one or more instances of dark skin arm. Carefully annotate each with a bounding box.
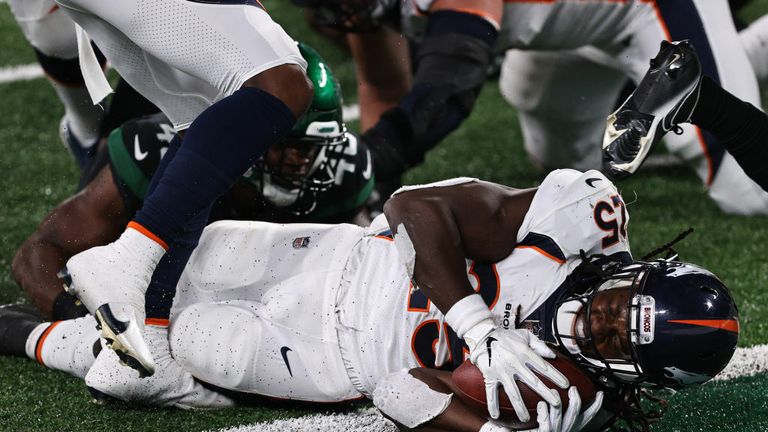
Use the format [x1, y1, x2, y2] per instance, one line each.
[11, 166, 128, 317]
[383, 181, 537, 314]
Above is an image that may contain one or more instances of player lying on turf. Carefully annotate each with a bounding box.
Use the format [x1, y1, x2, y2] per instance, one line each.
[0, 169, 739, 431]
[11, 43, 374, 321]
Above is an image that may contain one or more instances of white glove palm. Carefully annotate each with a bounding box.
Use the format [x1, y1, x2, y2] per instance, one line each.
[465, 319, 570, 422]
[526, 387, 605, 432]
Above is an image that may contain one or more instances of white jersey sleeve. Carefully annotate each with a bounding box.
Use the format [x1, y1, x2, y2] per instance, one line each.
[518, 169, 630, 260]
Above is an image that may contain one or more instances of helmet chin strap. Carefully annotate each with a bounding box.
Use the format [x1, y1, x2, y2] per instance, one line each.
[261, 173, 300, 207]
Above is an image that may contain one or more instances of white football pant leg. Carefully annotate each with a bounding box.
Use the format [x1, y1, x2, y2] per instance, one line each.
[740, 14, 768, 88]
[499, 49, 626, 171]
[54, 0, 305, 129]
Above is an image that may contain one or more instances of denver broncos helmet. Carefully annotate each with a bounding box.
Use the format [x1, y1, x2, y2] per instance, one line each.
[243, 42, 348, 215]
[553, 258, 739, 390]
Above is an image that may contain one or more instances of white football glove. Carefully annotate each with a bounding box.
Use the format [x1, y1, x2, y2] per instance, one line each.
[524, 388, 605, 432]
[464, 319, 570, 422]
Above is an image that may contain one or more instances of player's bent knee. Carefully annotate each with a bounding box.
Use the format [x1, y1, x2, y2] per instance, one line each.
[241, 64, 313, 120]
[170, 303, 262, 390]
[372, 369, 453, 428]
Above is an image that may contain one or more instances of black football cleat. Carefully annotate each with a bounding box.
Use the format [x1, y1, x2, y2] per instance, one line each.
[0, 304, 44, 357]
[602, 40, 703, 180]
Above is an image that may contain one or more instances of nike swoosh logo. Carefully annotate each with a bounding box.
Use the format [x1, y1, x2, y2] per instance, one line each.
[362, 150, 372, 180]
[486, 336, 497, 367]
[134, 135, 148, 161]
[585, 177, 603, 188]
[669, 53, 681, 65]
[280, 346, 293, 377]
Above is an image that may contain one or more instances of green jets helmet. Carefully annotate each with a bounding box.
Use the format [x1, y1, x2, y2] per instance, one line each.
[247, 42, 349, 215]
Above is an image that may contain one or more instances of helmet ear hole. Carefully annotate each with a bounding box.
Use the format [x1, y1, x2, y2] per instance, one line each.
[700, 285, 719, 297]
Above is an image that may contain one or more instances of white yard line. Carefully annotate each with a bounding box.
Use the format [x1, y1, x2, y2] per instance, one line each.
[0, 63, 363, 121]
[0, 63, 44, 83]
[214, 344, 768, 432]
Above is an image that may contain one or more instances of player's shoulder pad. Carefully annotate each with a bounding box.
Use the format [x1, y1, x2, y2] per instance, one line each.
[520, 169, 628, 258]
[538, 168, 618, 206]
[391, 177, 479, 197]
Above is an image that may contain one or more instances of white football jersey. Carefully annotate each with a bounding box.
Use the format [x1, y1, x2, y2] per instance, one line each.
[336, 169, 631, 396]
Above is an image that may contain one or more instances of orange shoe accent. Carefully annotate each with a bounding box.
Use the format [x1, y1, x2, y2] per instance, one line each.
[145, 318, 169, 328]
[35, 321, 62, 366]
[668, 319, 740, 333]
[127, 221, 169, 250]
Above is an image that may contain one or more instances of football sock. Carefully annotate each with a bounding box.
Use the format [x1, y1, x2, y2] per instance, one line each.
[54, 85, 104, 147]
[25, 317, 100, 379]
[134, 87, 296, 245]
[34, 49, 105, 149]
[690, 76, 768, 191]
[133, 87, 296, 317]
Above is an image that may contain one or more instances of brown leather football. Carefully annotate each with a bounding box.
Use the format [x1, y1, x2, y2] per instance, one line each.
[451, 352, 597, 430]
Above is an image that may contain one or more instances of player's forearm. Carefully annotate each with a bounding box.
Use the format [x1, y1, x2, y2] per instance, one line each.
[384, 194, 476, 313]
[12, 237, 69, 317]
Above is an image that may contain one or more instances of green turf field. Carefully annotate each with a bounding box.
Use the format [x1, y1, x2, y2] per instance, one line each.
[0, 1, 767, 431]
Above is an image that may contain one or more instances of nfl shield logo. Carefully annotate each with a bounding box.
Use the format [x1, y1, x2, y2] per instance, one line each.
[292, 236, 310, 249]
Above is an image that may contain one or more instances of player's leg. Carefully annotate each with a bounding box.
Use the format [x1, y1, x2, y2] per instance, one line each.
[0, 309, 100, 379]
[56, 0, 311, 375]
[739, 14, 768, 88]
[628, 0, 768, 214]
[690, 76, 768, 194]
[169, 301, 361, 402]
[8, 0, 103, 168]
[499, 49, 627, 171]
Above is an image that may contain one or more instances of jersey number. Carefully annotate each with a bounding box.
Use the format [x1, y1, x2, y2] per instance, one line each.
[594, 195, 627, 249]
[408, 262, 500, 370]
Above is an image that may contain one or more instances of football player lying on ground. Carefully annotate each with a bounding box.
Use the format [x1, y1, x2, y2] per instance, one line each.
[11, 43, 374, 321]
[296, 0, 768, 215]
[0, 169, 739, 432]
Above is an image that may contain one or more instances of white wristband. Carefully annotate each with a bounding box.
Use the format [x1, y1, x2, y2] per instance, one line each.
[444, 294, 493, 338]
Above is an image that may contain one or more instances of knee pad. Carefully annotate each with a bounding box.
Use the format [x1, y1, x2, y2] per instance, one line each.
[170, 303, 262, 389]
[372, 369, 452, 428]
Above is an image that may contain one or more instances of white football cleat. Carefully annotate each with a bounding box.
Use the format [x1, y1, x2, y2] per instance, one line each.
[602, 40, 703, 180]
[65, 228, 165, 377]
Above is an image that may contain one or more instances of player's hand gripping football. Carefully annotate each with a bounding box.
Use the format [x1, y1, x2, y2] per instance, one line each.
[464, 319, 570, 422]
[525, 387, 605, 432]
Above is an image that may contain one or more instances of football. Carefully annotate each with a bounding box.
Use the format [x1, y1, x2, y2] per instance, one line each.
[451, 352, 597, 430]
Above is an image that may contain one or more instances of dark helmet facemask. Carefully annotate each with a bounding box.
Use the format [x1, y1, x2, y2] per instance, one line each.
[243, 42, 349, 216]
[553, 259, 739, 390]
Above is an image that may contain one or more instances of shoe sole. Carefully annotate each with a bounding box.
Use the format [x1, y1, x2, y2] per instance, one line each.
[94, 305, 155, 377]
[604, 77, 700, 178]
